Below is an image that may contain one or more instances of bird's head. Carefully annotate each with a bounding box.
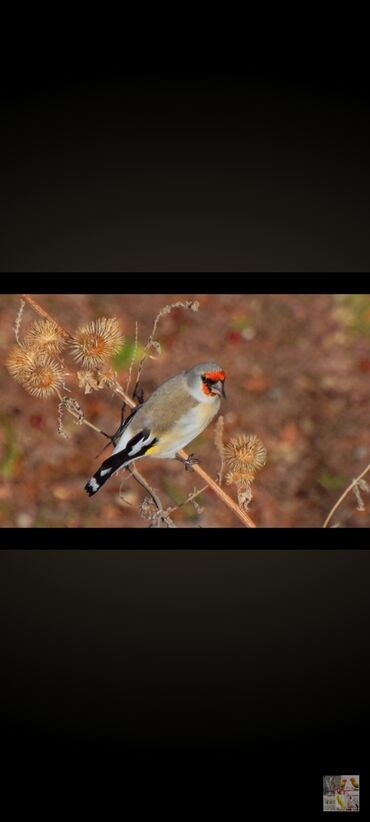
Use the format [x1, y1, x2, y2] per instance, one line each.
[186, 362, 227, 401]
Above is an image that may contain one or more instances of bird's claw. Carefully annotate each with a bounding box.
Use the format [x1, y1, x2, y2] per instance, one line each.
[176, 453, 200, 472]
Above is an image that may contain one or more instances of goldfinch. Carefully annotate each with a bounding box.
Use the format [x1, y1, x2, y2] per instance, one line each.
[85, 362, 226, 496]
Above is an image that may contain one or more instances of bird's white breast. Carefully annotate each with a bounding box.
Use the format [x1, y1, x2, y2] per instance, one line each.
[154, 399, 220, 458]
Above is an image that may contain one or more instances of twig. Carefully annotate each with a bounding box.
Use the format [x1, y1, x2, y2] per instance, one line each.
[128, 466, 175, 528]
[323, 460, 370, 528]
[21, 294, 71, 339]
[167, 484, 209, 514]
[55, 391, 110, 438]
[127, 465, 163, 512]
[20, 294, 257, 528]
[132, 299, 199, 400]
[125, 320, 138, 396]
[214, 415, 225, 485]
[14, 299, 26, 345]
[179, 453, 257, 528]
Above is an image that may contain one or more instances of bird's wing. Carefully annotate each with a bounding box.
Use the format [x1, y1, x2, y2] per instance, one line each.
[112, 404, 140, 444]
[85, 428, 158, 496]
[121, 428, 158, 460]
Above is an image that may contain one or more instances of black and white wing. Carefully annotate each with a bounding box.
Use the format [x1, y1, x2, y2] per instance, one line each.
[85, 428, 158, 496]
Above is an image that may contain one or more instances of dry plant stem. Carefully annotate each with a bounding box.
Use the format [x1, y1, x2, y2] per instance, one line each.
[128, 465, 163, 511]
[128, 466, 170, 528]
[323, 461, 370, 528]
[167, 484, 209, 514]
[20, 294, 257, 528]
[21, 294, 71, 339]
[56, 391, 107, 437]
[125, 321, 138, 395]
[178, 452, 257, 528]
[79, 418, 107, 436]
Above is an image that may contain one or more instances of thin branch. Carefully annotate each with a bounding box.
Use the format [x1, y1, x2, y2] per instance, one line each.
[21, 294, 71, 339]
[55, 391, 109, 438]
[125, 321, 138, 396]
[127, 465, 163, 512]
[127, 466, 175, 528]
[323, 460, 370, 528]
[14, 299, 26, 345]
[132, 299, 199, 400]
[214, 415, 225, 485]
[179, 453, 257, 528]
[20, 294, 257, 528]
[167, 484, 209, 514]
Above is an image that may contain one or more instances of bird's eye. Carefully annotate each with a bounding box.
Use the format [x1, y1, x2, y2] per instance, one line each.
[201, 375, 213, 387]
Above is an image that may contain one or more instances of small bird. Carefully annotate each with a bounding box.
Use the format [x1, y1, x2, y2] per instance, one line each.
[85, 362, 226, 496]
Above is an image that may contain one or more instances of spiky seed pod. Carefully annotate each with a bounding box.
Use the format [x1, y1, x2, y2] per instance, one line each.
[226, 467, 256, 485]
[70, 317, 124, 369]
[7, 346, 66, 398]
[224, 434, 267, 476]
[6, 346, 37, 384]
[24, 319, 66, 355]
[25, 353, 66, 398]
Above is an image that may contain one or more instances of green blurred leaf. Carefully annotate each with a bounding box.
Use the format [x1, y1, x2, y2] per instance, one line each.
[113, 339, 145, 371]
[0, 418, 22, 479]
[163, 479, 184, 505]
[231, 315, 251, 331]
[335, 294, 370, 336]
[319, 471, 347, 491]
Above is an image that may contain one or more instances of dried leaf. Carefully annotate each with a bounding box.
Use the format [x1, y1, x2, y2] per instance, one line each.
[237, 481, 254, 511]
[149, 339, 161, 355]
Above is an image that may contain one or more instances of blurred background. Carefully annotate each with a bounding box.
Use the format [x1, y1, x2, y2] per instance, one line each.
[1, 292, 370, 528]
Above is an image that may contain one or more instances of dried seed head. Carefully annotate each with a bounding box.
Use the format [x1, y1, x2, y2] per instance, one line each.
[224, 434, 267, 476]
[7, 346, 66, 398]
[25, 354, 66, 398]
[24, 319, 66, 355]
[6, 346, 37, 384]
[77, 366, 117, 394]
[226, 467, 256, 485]
[70, 317, 124, 368]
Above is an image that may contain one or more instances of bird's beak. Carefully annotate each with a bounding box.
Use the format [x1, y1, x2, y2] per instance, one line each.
[213, 380, 226, 399]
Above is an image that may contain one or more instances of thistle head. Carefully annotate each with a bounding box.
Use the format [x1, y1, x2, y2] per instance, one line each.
[70, 317, 124, 369]
[224, 433, 267, 480]
[6, 346, 66, 398]
[24, 319, 67, 355]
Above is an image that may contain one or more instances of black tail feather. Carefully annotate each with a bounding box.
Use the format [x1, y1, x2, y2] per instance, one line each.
[84, 430, 158, 497]
[85, 450, 130, 496]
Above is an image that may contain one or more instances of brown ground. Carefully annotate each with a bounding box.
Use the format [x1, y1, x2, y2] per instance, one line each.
[1, 293, 370, 528]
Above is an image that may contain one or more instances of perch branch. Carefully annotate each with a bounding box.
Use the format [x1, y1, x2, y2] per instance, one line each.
[177, 453, 256, 528]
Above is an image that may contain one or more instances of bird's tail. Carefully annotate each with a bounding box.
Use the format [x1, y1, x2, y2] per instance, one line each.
[85, 450, 131, 496]
[85, 428, 158, 497]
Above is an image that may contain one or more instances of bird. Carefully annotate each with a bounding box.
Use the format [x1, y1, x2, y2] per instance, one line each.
[84, 362, 226, 496]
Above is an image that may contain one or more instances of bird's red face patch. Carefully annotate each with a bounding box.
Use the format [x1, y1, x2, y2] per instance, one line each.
[201, 370, 226, 396]
[205, 370, 225, 383]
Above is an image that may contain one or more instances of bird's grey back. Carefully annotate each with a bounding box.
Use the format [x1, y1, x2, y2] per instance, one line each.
[127, 372, 198, 436]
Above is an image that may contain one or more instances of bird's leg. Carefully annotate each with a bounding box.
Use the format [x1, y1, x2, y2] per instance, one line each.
[94, 405, 126, 458]
[133, 385, 145, 405]
[120, 401, 126, 427]
[94, 427, 118, 458]
[175, 453, 200, 471]
[98, 402, 127, 455]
